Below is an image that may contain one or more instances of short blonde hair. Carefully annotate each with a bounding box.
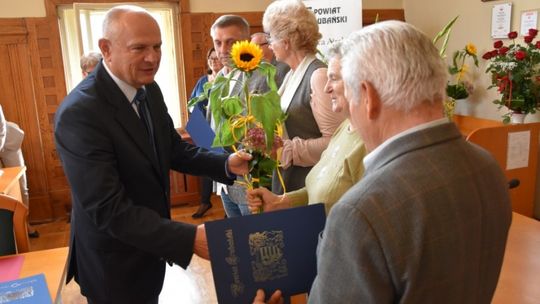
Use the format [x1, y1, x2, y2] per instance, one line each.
[263, 0, 321, 54]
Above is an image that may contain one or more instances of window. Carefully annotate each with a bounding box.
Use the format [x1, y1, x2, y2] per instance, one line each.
[57, 3, 186, 128]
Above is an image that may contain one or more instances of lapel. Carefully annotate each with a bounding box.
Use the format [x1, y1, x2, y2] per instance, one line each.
[95, 63, 162, 178]
[368, 122, 462, 174]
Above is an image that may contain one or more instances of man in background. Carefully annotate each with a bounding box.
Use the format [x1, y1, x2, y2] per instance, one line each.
[249, 32, 290, 93]
[209, 15, 252, 217]
[80, 51, 102, 77]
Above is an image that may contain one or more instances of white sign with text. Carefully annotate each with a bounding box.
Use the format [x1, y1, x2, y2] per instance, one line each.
[303, 0, 363, 54]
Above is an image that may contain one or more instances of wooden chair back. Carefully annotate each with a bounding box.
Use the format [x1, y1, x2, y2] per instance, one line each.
[0, 193, 30, 254]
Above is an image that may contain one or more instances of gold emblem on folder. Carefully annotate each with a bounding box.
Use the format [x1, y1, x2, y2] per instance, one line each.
[249, 231, 288, 282]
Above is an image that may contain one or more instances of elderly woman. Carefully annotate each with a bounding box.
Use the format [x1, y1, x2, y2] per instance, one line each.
[264, 0, 347, 194]
[247, 42, 366, 213]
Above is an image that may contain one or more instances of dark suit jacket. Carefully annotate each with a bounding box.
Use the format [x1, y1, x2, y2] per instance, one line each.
[55, 62, 234, 303]
[309, 122, 512, 303]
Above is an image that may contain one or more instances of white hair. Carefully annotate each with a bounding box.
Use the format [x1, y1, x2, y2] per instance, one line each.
[341, 21, 447, 112]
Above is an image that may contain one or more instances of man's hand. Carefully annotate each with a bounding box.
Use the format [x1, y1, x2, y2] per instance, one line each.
[253, 289, 283, 304]
[193, 224, 209, 260]
[247, 188, 288, 213]
[227, 150, 252, 175]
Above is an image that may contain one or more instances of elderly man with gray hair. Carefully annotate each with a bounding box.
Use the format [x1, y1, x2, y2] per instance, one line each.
[255, 20, 511, 304]
[80, 51, 102, 77]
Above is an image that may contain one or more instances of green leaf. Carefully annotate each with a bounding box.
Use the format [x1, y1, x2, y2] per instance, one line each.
[257, 157, 277, 174]
[251, 90, 282, 151]
[258, 62, 278, 92]
[214, 118, 241, 147]
[221, 96, 243, 117]
[433, 15, 459, 58]
[446, 83, 468, 99]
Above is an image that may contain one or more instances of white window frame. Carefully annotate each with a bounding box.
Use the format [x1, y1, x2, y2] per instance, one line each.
[57, 2, 188, 128]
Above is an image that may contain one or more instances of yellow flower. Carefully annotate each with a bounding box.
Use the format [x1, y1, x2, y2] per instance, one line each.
[230, 40, 263, 72]
[465, 43, 477, 56]
[456, 64, 469, 81]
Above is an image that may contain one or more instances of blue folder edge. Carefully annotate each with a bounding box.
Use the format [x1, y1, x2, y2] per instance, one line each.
[206, 203, 326, 303]
[185, 106, 225, 152]
[0, 273, 52, 304]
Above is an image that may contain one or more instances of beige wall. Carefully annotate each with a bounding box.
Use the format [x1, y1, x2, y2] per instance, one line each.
[190, 0, 402, 12]
[0, 0, 403, 16]
[404, 0, 540, 122]
[192, 0, 402, 12]
[0, 0, 45, 17]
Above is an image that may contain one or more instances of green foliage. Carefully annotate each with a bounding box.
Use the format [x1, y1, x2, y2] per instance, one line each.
[433, 15, 459, 59]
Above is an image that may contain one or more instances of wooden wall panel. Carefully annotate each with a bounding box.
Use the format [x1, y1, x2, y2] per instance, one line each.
[0, 19, 55, 223]
[26, 17, 71, 220]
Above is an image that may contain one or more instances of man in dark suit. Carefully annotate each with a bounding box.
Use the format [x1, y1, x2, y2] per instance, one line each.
[255, 21, 511, 304]
[54, 5, 250, 304]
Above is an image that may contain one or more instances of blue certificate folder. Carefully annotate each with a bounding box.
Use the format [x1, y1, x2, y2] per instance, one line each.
[206, 203, 326, 303]
[185, 106, 224, 152]
[0, 273, 52, 303]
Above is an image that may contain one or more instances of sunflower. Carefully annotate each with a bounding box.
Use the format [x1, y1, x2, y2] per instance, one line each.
[465, 43, 477, 56]
[230, 40, 263, 72]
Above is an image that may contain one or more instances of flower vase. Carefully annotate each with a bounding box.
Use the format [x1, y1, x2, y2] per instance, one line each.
[510, 112, 527, 124]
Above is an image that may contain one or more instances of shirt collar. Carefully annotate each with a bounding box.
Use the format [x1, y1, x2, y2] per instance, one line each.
[363, 118, 448, 170]
[102, 61, 141, 103]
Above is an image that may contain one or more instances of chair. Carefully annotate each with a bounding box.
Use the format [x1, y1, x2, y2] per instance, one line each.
[0, 193, 30, 255]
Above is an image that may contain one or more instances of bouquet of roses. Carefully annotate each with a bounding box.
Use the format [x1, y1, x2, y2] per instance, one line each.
[482, 29, 540, 123]
[189, 41, 286, 189]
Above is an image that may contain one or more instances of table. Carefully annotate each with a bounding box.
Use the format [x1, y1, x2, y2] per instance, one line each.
[0, 247, 69, 303]
[0, 166, 25, 202]
[492, 212, 540, 303]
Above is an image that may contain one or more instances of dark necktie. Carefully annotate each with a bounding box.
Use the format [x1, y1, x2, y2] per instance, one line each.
[133, 88, 158, 159]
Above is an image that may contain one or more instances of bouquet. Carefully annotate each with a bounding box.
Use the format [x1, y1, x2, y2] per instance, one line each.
[482, 29, 540, 123]
[189, 41, 286, 190]
[444, 43, 478, 118]
[447, 43, 478, 100]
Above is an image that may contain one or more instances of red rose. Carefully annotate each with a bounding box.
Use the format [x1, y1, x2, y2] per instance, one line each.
[490, 50, 499, 57]
[499, 47, 509, 55]
[508, 31, 518, 39]
[482, 51, 493, 60]
[493, 40, 504, 48]
[536, 41, 540, 49]
[515, 50, 527, 60]
[529, 28, 539, 37]
[524, 36, 533, 43]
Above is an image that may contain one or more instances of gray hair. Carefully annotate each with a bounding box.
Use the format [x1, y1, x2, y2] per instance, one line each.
[102, 5, 150, 39]
[210, 15, 250, 38]
[251, 32, 268, 42]
[326, 41, 343, 60]
[341, 21, 447, 112]
[80, 52, 102, 71]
